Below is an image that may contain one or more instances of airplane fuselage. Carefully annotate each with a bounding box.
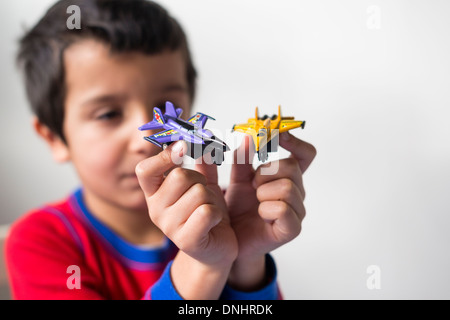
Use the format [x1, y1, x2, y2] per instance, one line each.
[164, 116, 213, 143]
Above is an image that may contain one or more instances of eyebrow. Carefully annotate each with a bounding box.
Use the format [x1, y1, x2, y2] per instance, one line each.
[161, 84, 188, 93]
[81, 94, 128, 107]
[80, 84, 187, 107]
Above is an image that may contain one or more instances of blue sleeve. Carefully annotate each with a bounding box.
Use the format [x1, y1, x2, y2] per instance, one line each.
[146, 254, 279, 300]
[220, 254, 280, 300]
[146, 260, 183, 300]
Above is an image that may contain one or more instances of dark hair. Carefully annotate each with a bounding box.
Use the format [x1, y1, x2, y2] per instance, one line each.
[17, 0, 197, 143]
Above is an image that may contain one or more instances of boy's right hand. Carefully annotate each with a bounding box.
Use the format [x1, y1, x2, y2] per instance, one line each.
[135, 141, 238, 299]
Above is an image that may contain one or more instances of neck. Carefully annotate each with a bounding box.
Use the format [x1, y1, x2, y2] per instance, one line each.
[82, 189, 164, 246]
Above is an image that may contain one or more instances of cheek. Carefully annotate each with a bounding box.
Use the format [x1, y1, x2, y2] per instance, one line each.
[69, 134, 124, 180]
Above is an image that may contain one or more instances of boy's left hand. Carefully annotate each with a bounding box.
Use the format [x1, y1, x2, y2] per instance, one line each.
[224, 132, 316, 291]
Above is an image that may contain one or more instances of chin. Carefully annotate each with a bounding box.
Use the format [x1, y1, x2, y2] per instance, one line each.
[121, 191, 148, 212]
[130, 201, 149, 213]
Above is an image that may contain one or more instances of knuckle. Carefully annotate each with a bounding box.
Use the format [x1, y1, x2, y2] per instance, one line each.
[192, 183, 210, 203]
[175, 225, 202, 253]
[279, 179, 295, 195]
[309, 144, 317, 158]
[135, 161, 145, 178]
[170, 167, 189, 182]
[173, 232, 190, 252]
[299, 205, 306, 220]
[292, 223, 302, 239]
[169, 168, 207, 185]
[195, 203, 211, 218]
[196, 203, 212, 217]
[148, 206, 162, 226]
[135, 158, 154, 179]
[157, 219, 171, 235]
[197, 204, 222, 224]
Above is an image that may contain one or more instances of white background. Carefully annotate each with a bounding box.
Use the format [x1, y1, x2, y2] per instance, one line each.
[1, 0, 450, 299]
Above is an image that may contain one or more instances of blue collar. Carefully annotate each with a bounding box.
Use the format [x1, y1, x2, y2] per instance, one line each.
[71, 188, 175, 269]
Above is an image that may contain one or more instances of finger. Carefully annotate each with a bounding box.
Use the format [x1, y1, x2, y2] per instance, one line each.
[253, 158, 304, 196]
[177, 204, 223, 254]
[194, 154, 230, 205]
[256, 179, 305, 215]
[157, 182, 218, 236]
[136, 141, 187, 197]
[230, 135, 255, 184]
[258, 201, 304, 243]
[155, 167, 207, 208]
[194, 152, 219, 186]
[279, 132, 316, 173]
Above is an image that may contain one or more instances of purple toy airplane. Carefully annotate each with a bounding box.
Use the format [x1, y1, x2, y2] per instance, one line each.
[138, 101, 230, 165]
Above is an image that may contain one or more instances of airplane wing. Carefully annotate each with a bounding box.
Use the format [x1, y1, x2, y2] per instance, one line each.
[279, 120, 305, 133]
[232, 123, 263, 151]
[144, 129, 182, 148]
[188, 113, 215, 128]
[231, 123, 255, 134]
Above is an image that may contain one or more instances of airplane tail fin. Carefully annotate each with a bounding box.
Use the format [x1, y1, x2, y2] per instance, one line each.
[163, 101, 183, 118]
[279, 105, 295, 120]
[154, 107, 165, 125]
[164, 101, 178, 118]
[138, 107, 165, 131]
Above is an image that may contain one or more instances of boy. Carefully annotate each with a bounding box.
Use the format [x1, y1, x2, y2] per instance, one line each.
[6, 0, 316, 299]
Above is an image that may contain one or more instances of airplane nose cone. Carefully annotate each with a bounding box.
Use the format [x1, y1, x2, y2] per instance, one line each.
[211, 136, 230, 152]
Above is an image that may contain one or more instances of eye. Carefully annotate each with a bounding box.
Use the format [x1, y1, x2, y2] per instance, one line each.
[96, 109, 122, 121]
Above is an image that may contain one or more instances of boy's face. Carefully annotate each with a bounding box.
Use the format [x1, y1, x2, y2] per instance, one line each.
[60, 40, 191, 212]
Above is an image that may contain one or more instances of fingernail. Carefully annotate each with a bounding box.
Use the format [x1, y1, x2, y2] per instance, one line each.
[171, 141, 185, 157]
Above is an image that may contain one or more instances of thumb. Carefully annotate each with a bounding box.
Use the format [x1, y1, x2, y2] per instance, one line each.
[230, 135, 255, 184]
[279, 132, 317, 173]
[136, 140, 187, 197]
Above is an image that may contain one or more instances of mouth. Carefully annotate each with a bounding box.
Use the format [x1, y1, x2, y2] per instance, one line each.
[123, 172, 138, 179]
[121, 173, 140, 185]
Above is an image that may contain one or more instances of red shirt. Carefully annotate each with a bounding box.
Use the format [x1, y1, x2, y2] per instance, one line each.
[5, 189, 279, 300]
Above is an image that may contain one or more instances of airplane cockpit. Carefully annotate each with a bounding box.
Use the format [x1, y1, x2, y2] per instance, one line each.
[260, 114, 278, 121]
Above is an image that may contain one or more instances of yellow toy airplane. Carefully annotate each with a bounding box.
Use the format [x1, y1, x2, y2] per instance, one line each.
[231, 106, 305, 162]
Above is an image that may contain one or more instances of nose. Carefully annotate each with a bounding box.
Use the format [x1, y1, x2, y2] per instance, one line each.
[129, 110, 159, 156]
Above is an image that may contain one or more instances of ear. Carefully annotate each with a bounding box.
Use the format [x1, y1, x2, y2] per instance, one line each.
[32, 117, 70, 163]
